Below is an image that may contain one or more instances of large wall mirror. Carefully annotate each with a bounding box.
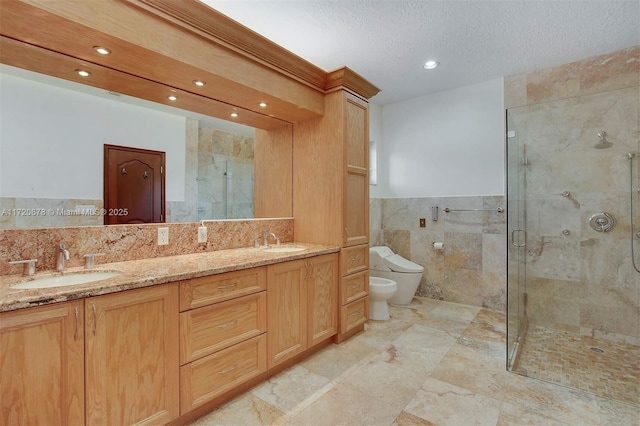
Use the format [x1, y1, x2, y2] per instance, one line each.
[0, 63, 293, 230]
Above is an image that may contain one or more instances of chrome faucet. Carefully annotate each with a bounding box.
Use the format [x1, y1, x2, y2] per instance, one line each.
[262, 230, 280, 247]
[57, 244, 70, 271]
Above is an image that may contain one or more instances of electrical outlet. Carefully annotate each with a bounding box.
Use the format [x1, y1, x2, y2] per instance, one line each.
[198, 226, 207, 243]
[158, 227, 169, 245]
[419, 218, 426, 228]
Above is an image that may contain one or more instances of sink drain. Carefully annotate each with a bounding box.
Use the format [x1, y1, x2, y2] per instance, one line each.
[589, 347, 605, 354]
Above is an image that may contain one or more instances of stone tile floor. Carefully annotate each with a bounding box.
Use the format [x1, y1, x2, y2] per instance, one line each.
[190, 297, 639, 425]
[513, 324, 640, 405]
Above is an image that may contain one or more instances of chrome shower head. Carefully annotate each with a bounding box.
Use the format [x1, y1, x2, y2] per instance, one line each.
[594, 130, 612, 149]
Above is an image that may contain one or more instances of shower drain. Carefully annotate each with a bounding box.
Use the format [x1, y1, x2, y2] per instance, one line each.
[589, 347, 605, 354]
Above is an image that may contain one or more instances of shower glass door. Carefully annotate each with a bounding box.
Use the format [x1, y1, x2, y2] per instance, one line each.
[506, 113, 527, 370]
[505, 85, 639, 405]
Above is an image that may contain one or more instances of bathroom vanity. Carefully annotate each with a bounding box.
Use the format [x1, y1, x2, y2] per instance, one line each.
[0, 1, 378, 424]
[0, 245, 340, 425]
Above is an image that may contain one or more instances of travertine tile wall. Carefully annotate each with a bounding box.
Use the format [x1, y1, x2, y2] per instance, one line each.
[370, 195, 507, 312]
[505, 46, 639, 342]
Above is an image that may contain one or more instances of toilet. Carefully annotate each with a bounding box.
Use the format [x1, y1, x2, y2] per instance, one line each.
[368, 277, 397, 320]
[369, 246, 424, 305]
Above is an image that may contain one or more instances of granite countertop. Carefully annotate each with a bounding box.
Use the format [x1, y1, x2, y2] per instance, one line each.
[0, 243, 340, 312]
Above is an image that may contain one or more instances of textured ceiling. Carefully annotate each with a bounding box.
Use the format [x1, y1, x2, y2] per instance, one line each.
[200, 0, 640, 105]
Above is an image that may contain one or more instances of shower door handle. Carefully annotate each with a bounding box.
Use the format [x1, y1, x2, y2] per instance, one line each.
[511, 230, 526, 247]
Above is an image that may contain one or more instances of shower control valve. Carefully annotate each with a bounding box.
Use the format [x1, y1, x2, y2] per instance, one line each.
[588, 212, 616, 233]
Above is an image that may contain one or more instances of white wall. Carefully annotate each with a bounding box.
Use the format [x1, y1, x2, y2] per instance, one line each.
[373, 78, 505, 198]
[0, 73, 186, 201]
[368, 103, 384, 198]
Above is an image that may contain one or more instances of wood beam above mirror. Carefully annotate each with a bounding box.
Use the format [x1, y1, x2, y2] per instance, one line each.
[0, 0, 319, 123]
[0, 0, 379, 123]
[0, 36, 288, 130]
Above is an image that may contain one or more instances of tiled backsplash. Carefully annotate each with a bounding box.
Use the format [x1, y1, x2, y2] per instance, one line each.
[371, 195, 506, 312]
[0, 219, 293, 276]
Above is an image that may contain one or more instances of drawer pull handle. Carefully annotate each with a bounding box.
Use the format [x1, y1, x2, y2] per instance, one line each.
[219, 364, 238, 375]
[349, 284, 360, 289]
[217, 319, 238, 329]
[74, 307, 79, 340]
[350, 310, 362, 317]
[92, 304, 97, 336]
[217, 282, 238, 290]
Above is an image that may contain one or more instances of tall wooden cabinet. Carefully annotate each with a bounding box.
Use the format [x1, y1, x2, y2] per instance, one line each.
[294, 87, 372, 342]
[0, 300, 84, 426]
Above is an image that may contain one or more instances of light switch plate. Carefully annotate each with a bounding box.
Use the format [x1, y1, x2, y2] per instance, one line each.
[198, 226, 207, 243]
[158, 227, 169, 245]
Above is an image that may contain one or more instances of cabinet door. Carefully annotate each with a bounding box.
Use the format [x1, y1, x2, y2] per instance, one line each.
[85, 284, 179, 426]
[307, 253, 339, 347]
[1, 300, 84, 426]
[267, 259, 307, 368]
[344, 93, 369, 247]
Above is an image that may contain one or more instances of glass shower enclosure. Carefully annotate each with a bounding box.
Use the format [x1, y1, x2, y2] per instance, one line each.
[506, 85, 639, 405]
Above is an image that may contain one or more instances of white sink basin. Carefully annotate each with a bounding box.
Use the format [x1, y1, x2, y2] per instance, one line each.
[261, 246, 306, 253]
[11, 271, 122, 290]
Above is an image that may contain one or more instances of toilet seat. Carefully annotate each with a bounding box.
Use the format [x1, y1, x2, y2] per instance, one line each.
[370, 246, 424, 273]
[382, 254, 424, 273]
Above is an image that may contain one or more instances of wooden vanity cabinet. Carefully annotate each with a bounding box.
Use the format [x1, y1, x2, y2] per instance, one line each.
[1, 285, 179, 426]
[266, 259, 308, 368]
[85, 284, 179, 426]
[178, 267, 268, 413]
[267, 253, 338, 368]
[0, 300, 85, 426]
[307, 253, 339, 347]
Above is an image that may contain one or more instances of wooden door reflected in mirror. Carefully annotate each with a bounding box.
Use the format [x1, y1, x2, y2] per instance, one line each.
[104, 145, 165, 225]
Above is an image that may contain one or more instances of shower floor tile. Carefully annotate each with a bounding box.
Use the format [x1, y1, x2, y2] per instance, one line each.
[514, 325, 640, 404]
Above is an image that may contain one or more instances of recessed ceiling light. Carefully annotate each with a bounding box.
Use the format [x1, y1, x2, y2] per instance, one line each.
[93, 46, 111, 55]
[423, 60, 439, 70]
[167, 95, 178, 101]
[258, 102, 268, 108]
[76, 69, 91, 77]
[230, 112, 239, 118]
[193, 80, 206, 87]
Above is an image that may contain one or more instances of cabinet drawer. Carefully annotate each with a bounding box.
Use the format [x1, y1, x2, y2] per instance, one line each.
[340, 297, 368, 334]
[340, 244, 368, 276]
[180, 267, 266, 311]
[180, 292, 266, 364]
[341, 270, 368, 305]
[180, 334, 266, 413]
